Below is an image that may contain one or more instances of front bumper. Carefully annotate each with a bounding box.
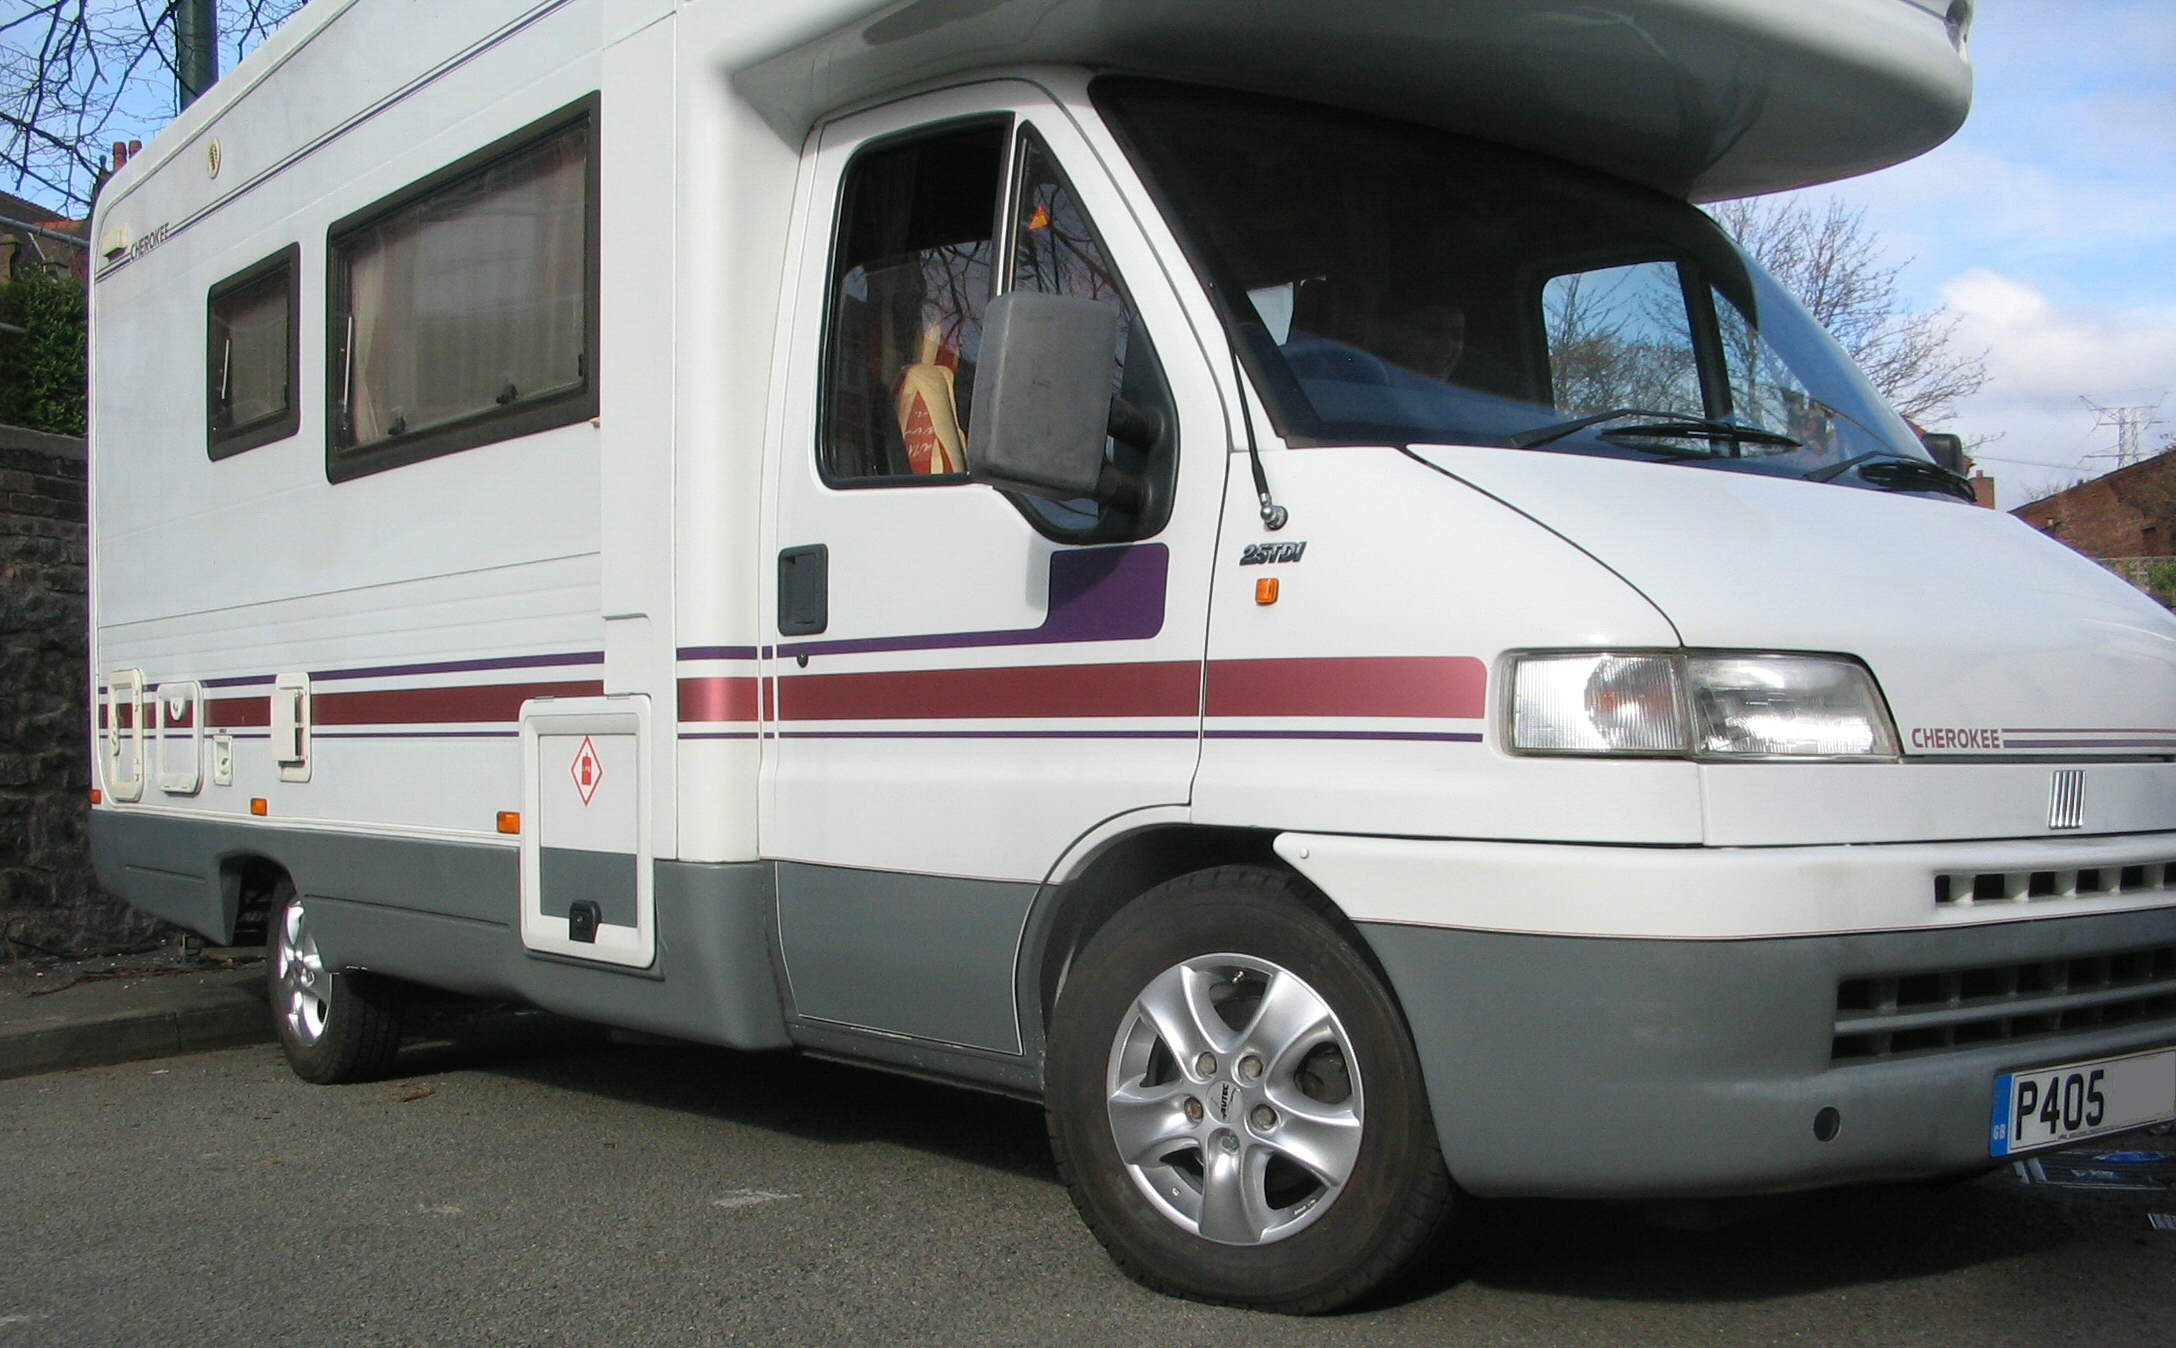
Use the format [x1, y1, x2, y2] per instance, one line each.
[1279, 832, 2176, 1198]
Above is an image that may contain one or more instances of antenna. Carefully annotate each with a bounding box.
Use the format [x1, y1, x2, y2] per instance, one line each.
[2079, 395, 2164, 471]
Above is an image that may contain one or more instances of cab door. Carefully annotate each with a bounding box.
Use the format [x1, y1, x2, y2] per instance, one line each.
[760, 82, 1229, 1053]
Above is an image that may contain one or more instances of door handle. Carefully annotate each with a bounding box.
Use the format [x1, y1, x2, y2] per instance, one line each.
[778, 544, 828, 637]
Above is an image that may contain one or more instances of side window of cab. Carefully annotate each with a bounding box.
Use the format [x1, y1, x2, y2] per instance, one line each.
[819, 120, 1175, 541]
[821, 122, 1004, 484]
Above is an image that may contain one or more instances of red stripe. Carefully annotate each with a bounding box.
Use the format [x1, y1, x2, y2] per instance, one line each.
[776, 661, 1201, 721]
[98, 704, 201, 730]
[161, 657, 1485, 732]
[315, 680, 603, 726]
[1208, 657, 1486, 720]
[207, 696, 270, 728]
[678, 676, 761, 723]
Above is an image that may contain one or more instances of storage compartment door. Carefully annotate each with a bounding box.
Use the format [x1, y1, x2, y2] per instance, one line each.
[519, 696, 653, 968]
[101, 669, 146, 803]
[154, 680, 203, 795]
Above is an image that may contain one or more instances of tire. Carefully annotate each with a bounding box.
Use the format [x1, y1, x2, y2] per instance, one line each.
[270, 886, 404, 1084]
[1045, 865, 1453, 1312]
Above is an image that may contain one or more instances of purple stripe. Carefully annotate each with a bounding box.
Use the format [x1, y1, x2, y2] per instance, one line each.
[2002, 738, 2176, 749]
[777, 729, 1198, 741]
[678, 645, 763, 662]
[2002, 726, 2176, 735]
[679, 731, 763, 741]
[778, 544, 1168, 658]
[311, 651, 604, 682]
[312, 730, 520, 740]
[159, 651, 605, 692]
[1208, 730, 1484, 742]
[747, 728, 1479, 742]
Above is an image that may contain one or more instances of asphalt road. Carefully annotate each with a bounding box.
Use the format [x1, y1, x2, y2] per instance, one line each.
[3, 1015, 2171, 1346]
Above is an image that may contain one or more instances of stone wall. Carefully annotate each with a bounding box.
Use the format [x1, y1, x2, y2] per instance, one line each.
[0, 423, 160, 954]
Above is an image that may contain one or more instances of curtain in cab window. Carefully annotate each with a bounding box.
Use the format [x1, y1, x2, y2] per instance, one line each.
[341, 125, 588, 447]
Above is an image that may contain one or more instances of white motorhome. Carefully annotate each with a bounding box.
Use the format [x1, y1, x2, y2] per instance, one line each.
[87, 0, 2176, 1311]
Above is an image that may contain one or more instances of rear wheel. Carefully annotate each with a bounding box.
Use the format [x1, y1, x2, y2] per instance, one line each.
[270, 887, 404, 1084]
[1045, 865, 1453, 1312]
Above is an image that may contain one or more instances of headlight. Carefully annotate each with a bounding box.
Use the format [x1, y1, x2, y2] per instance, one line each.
[1509, 651, 1897, 760]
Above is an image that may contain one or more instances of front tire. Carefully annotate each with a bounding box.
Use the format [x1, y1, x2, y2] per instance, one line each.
[1046, 866, 1453, 1312]
[270, 886, 404, 1084]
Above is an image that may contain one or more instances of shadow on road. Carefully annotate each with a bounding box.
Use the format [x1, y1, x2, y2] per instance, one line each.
[384, 1004, 2149, 1314]
[1442, 1179, 2078, 1305]
[390, 1004, 1059, 1183]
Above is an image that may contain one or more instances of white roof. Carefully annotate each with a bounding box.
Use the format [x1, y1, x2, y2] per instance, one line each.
[735, 0, 1973, 201]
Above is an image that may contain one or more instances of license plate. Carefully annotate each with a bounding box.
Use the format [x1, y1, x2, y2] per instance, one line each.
[1991, 1048, 2176, 1157]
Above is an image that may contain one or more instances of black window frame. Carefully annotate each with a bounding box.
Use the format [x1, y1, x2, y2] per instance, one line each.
[205, 243, 300, 460]
[323, 94, 600, 484]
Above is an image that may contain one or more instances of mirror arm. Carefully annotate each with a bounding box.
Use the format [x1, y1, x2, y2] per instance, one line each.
[1106, 396, 1161, 450]
[1094, 462, 1147, 514]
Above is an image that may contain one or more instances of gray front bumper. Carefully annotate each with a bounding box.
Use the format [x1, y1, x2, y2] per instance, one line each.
[1361, 907, 2176, 1198]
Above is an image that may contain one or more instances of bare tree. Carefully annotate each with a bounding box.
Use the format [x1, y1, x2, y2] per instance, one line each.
[1708, 195, 1986, 428]
[2, 1, 302, 215]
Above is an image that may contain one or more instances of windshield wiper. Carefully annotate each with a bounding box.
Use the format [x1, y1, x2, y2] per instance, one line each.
[1509, 407, 1801, 452]
[1808, 451, 1977, 501]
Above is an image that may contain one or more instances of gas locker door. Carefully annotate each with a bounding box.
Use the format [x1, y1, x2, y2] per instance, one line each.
[760, 82, 1230, 1051]
[520, 696, 654, 968]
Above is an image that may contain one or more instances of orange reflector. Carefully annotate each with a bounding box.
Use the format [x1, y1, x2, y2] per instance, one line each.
[497, 811, 522, 835]
[1255, 577, 1280, 605]
[89, 787, 104, 804]
[249, 797, 268, 817]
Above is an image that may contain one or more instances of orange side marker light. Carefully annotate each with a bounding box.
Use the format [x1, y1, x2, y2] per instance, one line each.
[1255, 577, 1280, 605]
[497, 811, 522, 835]
[249, 797, 268, 817]
[89, 788, 104, 805]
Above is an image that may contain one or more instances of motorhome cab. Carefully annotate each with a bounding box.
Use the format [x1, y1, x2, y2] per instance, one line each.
[87, 0, 2176, 1310]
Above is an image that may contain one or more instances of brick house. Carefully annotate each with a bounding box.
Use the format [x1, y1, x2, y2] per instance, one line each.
[0, 188, 89, 284]
[2011, 448, 2176, 596]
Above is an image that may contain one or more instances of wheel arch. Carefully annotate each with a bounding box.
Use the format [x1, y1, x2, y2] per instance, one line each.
[1020, 824, 1403, 1058]
[212, 850, 294, 945]
[1025, 825, 1274, 1031]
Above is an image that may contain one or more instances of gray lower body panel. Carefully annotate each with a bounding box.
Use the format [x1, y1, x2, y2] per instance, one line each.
[88, 810, 790, 1051]
[1361, 906, 2176, 1199]
[775, 861, 1037, 1055]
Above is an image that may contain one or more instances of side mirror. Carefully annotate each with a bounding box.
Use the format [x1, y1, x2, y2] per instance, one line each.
[967, 290, 1119, 503]
[1919, 431, 1967, 474]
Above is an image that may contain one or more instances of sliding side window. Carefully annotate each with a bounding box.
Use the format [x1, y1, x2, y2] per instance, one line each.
[207, 245, 299, 459]
[327, 99, 597, 481]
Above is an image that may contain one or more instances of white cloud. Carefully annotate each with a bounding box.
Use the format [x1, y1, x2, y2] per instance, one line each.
[1772, 0, 2176, 315]
[1937, 271, 2176, 508]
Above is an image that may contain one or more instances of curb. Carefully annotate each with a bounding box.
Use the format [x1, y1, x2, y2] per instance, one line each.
[0, 973, 273, 1081]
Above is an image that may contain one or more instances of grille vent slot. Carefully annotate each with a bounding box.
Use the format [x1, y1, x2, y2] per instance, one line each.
[1833, 943, 2176, 1062]
[1933, 859, 2173, 908]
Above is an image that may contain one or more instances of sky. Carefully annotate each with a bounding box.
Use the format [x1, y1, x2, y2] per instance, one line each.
[1776, 0, 2176, 508]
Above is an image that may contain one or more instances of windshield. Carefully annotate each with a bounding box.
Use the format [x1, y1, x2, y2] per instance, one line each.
[1094, 80, 1931, 483]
